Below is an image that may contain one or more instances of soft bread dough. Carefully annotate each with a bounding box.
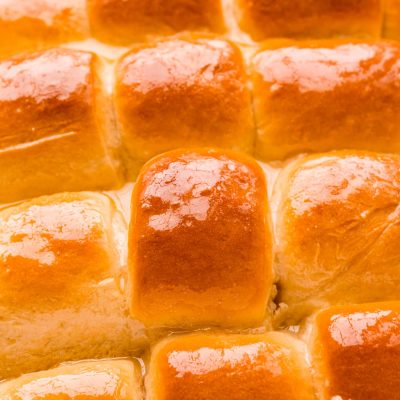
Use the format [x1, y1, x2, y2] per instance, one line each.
[275, 151, 400, 322]
[147, 332, 315, 400]
[311, 302, 400, 400]
[0, 192, 145, 379]
[0, 359, 142, 400]
[129, 149, 272, 329]
[0, 47, 121, 203]
[114, 35, 254, 178]
[252, 40, 400, 161]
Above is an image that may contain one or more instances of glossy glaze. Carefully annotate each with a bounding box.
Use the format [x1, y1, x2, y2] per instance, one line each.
[0, 192, 146, 380]
[115, 36, 254, 177]
[88, 0, 225, 45]
[313, 303, 400, 400]
[0, 0, 88, 58]
[129, 149, 272, 328]
[149, 333, 314, 400]
[0, 48, 119, 203]
[0, 360, 139, 400]
[0, 193, 115, 308]
[252, 41, 400, 160]
[238, 0, 382, 40]
[276, 151, 400, 322]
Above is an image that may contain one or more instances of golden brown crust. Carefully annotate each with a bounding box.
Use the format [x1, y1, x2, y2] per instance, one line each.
[0, 0, 88, 58]
[237, 0, 382, 40]
[129, 149, 272, 329]
[115, 36, 254, 178]
[252, 40, 400, 161]
[311, 302, 400, 400]
[0, 192, 116, 309]
[275, 151, 400, 322]
[87, 0, 225, 45]
[148, 332, 314, 400]
[0, 48, 120, 203]
[384, 0, 400, 39]
[0, 359, 142, 400]
[0, 192, 146, 379]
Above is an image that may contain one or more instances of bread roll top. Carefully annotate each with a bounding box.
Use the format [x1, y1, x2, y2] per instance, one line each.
[311, 302, 400, 400]
[275, 151, 400, 322]
[148, 332, 314, 400]
[0, 192, 146, 380]
[115, 36, 254, 178]
[0, 359, 142, 400]
[252, 40, 400, 160]
[0, 0, 88, 58]
[88, 0, 225, 45]
[0, 48, 120, 203]
[129, 149, 272, 329]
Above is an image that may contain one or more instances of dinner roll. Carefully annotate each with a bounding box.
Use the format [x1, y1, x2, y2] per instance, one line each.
[236, 0, 382, 40]
[0, 0, 88, 58]
[0, 48, 121, 203]
[384, 0, 400, 39]
[275, 151, 400, 323]
[147, 332, 314, 400]
[129, 149, 272, 329]
[0, 192, 145, 379]
[311, 302, 400, 400]
[115, 36, 254, 178]
[0, 359, 142, 400]
[87, 0, 225, 45]
[252, 40, 400, 161]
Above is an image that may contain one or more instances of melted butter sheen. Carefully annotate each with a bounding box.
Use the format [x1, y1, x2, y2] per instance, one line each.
[130, 149, 271, 328]
[0, 196, 112, 306]
[0, 360, 136, 400]
[329, 310, 400, 348]
[153, 334, 315, 400]
[14, 371, 121, 400]
[0, 200, 103, 266]
[0, 48, 93, 149]
[0, 0, 88, 58]
[254, 42, 400, 94]
[115, 36, 254, 171]
[252, 42, 400, 160]
[167, 342, 283, 378]
[276, 152, 400, 321]
[119, 39, 234, 95]
[316, 304, 400, 400]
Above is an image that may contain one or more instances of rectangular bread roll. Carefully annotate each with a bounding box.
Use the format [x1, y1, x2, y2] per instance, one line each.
[237, 0, 382, 40]
[147, 332, 314, 400]
[0, 48, 121, 203]
[0, 0, 88, 58]
[311, 302, 400, 400]
[252, 40, 400, 161]
[87, 0, 225, 45]
[275, 151, 400, 323]
[0, 192, 145, 379]
[115, 35, 254, 178]
[0, 359, 143, 400]
[128, 149, 272, 329]
[0, 359, 142, 400]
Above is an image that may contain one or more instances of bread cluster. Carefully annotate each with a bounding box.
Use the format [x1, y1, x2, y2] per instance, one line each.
[1, 1, 400, 400]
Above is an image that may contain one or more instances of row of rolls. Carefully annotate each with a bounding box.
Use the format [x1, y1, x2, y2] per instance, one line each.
[4, 34, 400, 203]
[3, 1, 400, 399]
[3, 306, 399, 400]
[1, 147, 400, 400]
[0, 0, 400, 56]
